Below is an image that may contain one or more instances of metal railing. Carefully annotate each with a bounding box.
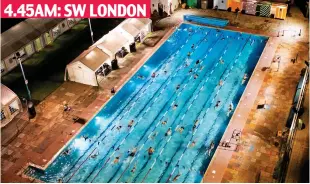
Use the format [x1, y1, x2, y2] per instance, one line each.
[276, 67, 308, 182]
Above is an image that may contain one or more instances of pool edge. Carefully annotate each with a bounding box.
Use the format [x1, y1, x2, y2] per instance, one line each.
[201, 37, 280, 183]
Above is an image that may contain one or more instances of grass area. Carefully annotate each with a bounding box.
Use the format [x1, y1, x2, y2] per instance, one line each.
[2, 20, 88, 84]
[2, 19, 123, 103]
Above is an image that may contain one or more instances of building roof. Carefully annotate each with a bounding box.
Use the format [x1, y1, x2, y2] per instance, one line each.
[1, 19, 64, 60]
[96, 30, 130, 55]
[70, 47, 110, 71]
[25, 19, 64, 34]
[120, 18, 151, 37]
[1, 84, 18, 106]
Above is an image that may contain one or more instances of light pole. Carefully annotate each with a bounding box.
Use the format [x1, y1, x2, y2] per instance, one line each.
[16, 56, 31, 100]
[88, 18, 94, 44]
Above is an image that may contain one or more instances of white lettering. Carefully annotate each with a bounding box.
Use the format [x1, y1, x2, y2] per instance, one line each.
[136, 4, 146, 17]
[90, 4, 97, 17]
[72, 4, 86, 17]
[127, 4, 136, 17]
[118, 4, 126, 17]
[64, 4, 72, 17]
[45, 4, 57, 17]
[35, 5, 44, 17]
[107, 4, 116, 17]
[98, 4, 106, 16]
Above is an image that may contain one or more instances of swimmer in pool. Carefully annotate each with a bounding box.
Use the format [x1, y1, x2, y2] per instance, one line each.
[215, 100, 221, 108]
[192, 120, 199, 132]
[91, 151, 99, 159]
[162, 120, 167, 125]
[128, 148, 137, 157]
[150, 132, 158, 140]
[189, 68, 193, 73]
[194, 74, 198, 79]
[196, 60, 200, 65]
[191, 44, 195, 49]
[187, 52, 191, 57]
[173, 104, 178, 110]
[227, 102, 234, 116]
[137, 75, 144, 79]
[208, 141, 215, 156]
[190, 139, 197, 148]
[242, 73, 248, 84]
[148, 147, 154, 156]
[218, 80, 224, 86]
[62, 148, 71, 156]
[165, 128, 172, 136]
[128, 120, 134, 129]
[151, 72, 156, 78]
[116, 125, 122, 131]
[82, 135, 88, 141]
[113, 156, 120, 164]
[173, 173, 181, 182]
[220, 59, 224, 64]
[177, 126, 185, 133]
[131, 163, 137, 173]
[57, 179, 63, 183]
[176, 84, 180, 90]
[164, 70, 167, 74]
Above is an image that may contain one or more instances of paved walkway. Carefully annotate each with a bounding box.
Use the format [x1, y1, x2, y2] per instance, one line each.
[0, 28, 175, 182]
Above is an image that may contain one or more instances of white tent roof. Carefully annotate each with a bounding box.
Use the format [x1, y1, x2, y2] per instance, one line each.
[1, 84, 18, 106]
[120, 18, 151, 37]
[95, 30, 130, 55]
[69, 47, 110, 71]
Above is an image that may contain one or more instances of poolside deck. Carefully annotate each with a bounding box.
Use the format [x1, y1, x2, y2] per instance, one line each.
[1, 6, 308, 183]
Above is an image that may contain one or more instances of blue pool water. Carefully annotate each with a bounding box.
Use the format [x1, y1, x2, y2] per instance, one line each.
[26, 23, 268, 183]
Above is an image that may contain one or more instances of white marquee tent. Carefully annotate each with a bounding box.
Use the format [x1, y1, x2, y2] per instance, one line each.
[65, 47, 111, 86]
[95, 30, 131, 59]
[1, 84, 23, 128]
[65, 18, 153, 86]
[115, 18, 152, 42]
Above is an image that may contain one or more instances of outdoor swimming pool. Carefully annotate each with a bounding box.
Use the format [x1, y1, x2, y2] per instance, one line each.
[26, 23, 268, 183]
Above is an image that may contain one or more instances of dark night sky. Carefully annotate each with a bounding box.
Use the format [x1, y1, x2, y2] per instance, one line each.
[1, 18, 26, 33]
